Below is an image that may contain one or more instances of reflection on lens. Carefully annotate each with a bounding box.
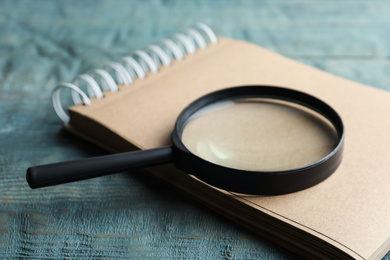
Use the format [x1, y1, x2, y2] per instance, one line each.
[181, 98, 338, 171]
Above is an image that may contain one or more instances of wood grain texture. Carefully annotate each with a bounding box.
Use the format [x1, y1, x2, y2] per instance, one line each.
[0, 0, 389, 259]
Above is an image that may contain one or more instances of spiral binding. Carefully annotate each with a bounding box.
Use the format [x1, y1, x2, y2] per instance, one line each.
[52, 23, 218, 123]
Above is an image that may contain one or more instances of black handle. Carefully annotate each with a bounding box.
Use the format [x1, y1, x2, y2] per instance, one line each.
[26, 146, 174, 189]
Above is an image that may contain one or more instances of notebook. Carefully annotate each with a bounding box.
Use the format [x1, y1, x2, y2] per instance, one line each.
[51, 24, 390, 260]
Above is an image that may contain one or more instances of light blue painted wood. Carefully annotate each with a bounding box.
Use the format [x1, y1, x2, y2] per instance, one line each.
[1, 0, 389, 259]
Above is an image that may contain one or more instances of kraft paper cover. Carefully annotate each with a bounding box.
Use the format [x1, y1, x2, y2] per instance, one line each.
[67, 38, 390, 260]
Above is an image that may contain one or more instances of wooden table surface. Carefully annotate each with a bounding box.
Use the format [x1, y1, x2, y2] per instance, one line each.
[1, 1, 389, 259]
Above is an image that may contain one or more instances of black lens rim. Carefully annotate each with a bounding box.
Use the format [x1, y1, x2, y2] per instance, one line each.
[171, 85, 345, 195]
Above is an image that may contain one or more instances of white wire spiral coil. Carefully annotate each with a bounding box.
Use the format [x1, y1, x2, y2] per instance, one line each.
[52, 23, 218, 123]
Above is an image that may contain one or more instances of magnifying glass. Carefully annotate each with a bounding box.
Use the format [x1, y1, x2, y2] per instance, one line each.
[26, 85, 344, 195]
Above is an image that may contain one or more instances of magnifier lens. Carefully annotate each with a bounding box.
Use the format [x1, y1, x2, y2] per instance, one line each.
[181, 98, 339, 172]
